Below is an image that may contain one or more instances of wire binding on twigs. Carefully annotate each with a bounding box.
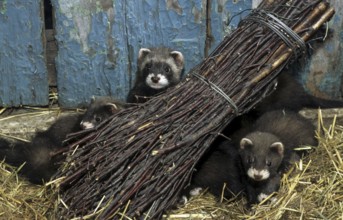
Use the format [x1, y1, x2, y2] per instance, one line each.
[243, 9, 307, 58]
[191, 71, 239, 114]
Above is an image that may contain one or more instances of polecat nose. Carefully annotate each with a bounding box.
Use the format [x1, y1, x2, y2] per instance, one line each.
[254, 174, 263, 180]
[151, 76, 160, 83]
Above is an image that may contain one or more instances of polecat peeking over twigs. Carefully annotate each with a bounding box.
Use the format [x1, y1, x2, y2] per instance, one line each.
[0, 96, 124, 184]
[127, 47, 184, 103]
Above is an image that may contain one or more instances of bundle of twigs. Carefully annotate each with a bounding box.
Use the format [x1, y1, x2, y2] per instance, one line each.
[55, 0, 335, 219]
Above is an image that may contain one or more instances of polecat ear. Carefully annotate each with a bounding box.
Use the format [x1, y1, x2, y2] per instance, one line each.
[105, 103, 119, 114]
[170, 51, 184, 69]
[138, 48, 151, 62]
[91, 96, 96, 103]
[270, 142, 284, 156]
[240, 138, 253, 150]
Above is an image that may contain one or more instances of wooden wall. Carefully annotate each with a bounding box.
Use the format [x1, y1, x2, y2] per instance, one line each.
[0, 0, 342, 108]
[0, 0, 48, 107]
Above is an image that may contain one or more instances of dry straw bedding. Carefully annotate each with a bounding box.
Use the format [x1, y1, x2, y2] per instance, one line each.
[0, 108, 342, 219]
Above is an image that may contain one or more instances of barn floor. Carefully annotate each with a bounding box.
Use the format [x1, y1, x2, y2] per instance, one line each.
[1, 106, 343, 141]
[0, 106, 342, 219]
[0, 106, 83, 141]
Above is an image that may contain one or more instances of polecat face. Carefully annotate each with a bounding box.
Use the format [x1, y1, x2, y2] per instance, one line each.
[144, 61, 173, 89]
[138, 48, 184, 90]
[80, 97, 124, 129]
[239, 132, 284, 181]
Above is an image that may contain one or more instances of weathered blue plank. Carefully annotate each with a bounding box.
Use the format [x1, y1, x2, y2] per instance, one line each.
[53, 0, 207, 107]
[52, 0, 126, 107]
[209, 0, 252, 53]
[209, 0, 343, 99]
[0, 0, 48, 107]
[302, 1, 343, 98]
[53, 0, 343, 108]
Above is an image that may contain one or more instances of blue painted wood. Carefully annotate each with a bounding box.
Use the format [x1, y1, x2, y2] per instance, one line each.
[53, 0, 207, 107]
[301, 1, 343, 99]
[51, 0, 124, 107]
[50, 0, 343, 107]
[209, 0, 252, 53]
[0, 0, 48, 107]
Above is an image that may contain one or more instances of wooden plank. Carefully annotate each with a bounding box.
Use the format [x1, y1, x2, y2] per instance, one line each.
[52, 0, 343, 107]
[208, 0, 253, 54]
[301, 0, 343, 99]
[52, 0, 130, 107]
[0, 0, 49, 107]
[53, 0, 207, 107]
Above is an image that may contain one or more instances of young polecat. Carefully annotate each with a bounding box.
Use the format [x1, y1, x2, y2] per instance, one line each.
[127, 47, 184, 103]
[181, 140, 245, 202]
[253, 72, 343, 115]
[238, 110, 317, 205]
[80, 96, 126, 129]
[182, 110, 316, 206]
[0, 96, 123, 184]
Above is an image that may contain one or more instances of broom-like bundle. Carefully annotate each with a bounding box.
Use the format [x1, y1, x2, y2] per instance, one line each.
[55, 0, 335, 219]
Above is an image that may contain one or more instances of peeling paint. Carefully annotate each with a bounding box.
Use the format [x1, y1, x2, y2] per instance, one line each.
[252, 0, 263, 9]
[217, 0, 227, 13]
[0, 0, 48, 106]
[191, 0, 206, 24]
[58, 0, 114, 55]
[0, 0, 6, 14]
[192, 6, 201, 23]
[166, 0, 183, 15]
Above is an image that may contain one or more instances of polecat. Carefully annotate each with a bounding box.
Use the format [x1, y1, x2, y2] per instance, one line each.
[0, 96, 123, 184]
[253, 72, 343, 115]
[0, 114, 84, 184]
[127, 47, 184, 103]
[237, 110, 317, 205]
[181, 140, 245, 202]
[182, 110, 316, 206]
[80, 96, 126, 129]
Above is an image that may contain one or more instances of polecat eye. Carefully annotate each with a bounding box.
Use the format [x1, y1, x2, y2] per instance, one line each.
[146, 63, 152, 69]
[266, 161, 272, 166]
[248, 157, 254, 164]
[95, 117, 101, 122]
[164, 66, 170, 73]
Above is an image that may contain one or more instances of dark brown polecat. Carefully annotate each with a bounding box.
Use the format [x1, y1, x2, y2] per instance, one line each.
[127, 47, 184, 103]
[181, 110, 316, 206]
[80, 96, 126, 129]
[237, 110, 317, 205]
[0, 96, 124, 184]
[253, 72, 343, 115]
[181, 140, 245, 202]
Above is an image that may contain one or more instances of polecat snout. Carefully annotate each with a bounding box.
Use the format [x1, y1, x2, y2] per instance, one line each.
[127, 47, 184, 103]
[80, 96, 126, 129]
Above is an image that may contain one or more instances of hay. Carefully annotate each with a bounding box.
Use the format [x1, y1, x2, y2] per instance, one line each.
[0, 107, 342, 219]
[0, 106, 80, 220]
[167, 110, 343, 219]
[0, 162, 56, 220]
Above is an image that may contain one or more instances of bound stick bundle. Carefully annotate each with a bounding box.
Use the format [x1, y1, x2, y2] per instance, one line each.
[55, 0, 334, 219]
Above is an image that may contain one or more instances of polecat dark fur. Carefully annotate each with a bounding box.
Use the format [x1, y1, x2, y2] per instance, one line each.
[182, 110, 316, 206]
[254, 72, 343, 115]
[237, 110, 317, 205]
[181, 140, 245, 201]
[0, 114, 83, 184]
[0, 97, 123, 184]
[127, 47, 184, 103]
[80, 96, 126, 129]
